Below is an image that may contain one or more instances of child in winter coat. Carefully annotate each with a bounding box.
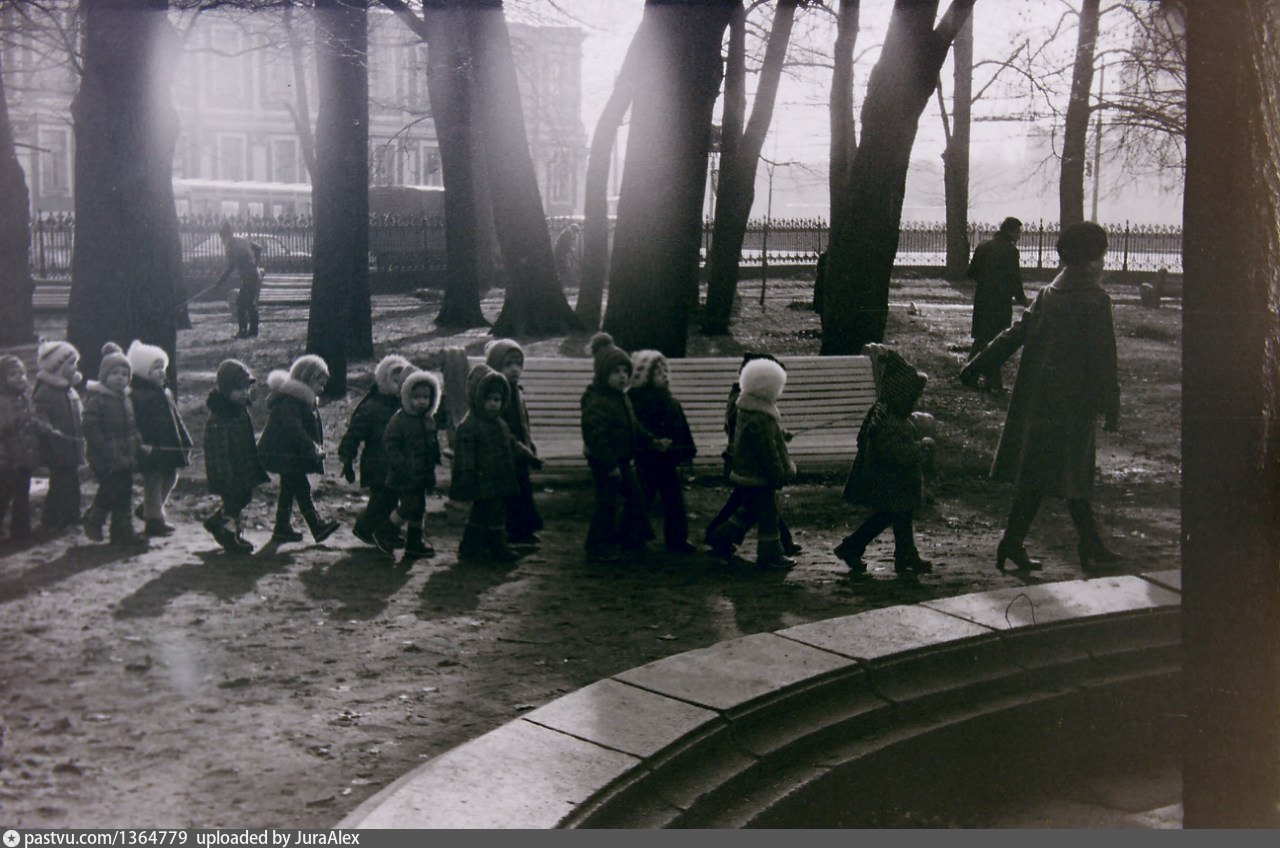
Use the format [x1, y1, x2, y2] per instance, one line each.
[381, 370, 443, 563]
[256, 355, 339, 544]
[706, 357, 796, 569]
[339, 354, 414, 550]
[484, 339, 544, 545]
[836, 351, 932, 579]
[82, 343, 145, 545]
[202, 359, 269, 554]
[450, 364, 535, 563]
[32, 340, 85, 532]
[127, 341, 193, 537]
[628, 350, 697, 553]
[580, 333, 666, 563]
[0, 356, 76, 544]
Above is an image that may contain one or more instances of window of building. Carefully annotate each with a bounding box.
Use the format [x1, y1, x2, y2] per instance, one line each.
[416, 144, 442, 187]
[221, 200, 241, 218]
[372, 141, 395, 187]
[217, 134, 247, 181]
[246, 201, 265, 218]
[38, 127, 71, 197]
[208, 26, 249, 107]
[260, 51, 294, 111]
[272, 138, 299, 184]
[547, 148, 573, 204]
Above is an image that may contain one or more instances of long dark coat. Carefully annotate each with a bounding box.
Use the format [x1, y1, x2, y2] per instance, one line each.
[130, 377, 193, 473]
[337, 388, 400, 489]
[973, 268, 1119, 499]
[32, 375, 84, 469]
[82, 383, 142, 474]
[383, 408, 442, 492]
[968, 232, 1026, 342]
[203, 390, 268, 497]
[256, 375, 324, 476]
[842, 409, 923, 512]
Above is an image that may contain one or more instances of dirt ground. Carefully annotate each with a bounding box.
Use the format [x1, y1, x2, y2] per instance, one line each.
[0, 273, 1181, 827]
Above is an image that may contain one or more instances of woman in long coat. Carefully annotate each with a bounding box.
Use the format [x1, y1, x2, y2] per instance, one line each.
[960, 221, 1121, 572]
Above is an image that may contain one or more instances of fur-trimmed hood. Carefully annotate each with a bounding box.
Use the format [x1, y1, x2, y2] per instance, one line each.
[466, 363, 509, 415]
[85, 379, 129, 400]
[374, 355, 414, 397]
[35, 369, 78, 391]
[266, 369, 317, 407]
[400, 369, 442, 417]
[739, 357, 787, 404]
[629, 349, 667, 389]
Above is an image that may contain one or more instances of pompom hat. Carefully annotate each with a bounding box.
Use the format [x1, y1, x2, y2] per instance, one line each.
[37, 339, 79, 376]
[127, 340, 169, 385]
[289, 354, 330, 387]
[589, 332, 632, 388]
[400, 369, 442, 416]
[98, 342, 131, 383]
[215, 359, 255, 396]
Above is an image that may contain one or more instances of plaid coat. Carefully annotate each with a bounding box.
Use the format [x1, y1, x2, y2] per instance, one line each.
[203, 390, 269, 497]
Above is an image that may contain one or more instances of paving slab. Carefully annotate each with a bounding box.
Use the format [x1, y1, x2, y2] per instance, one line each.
[778, 603, 996, 660]
[342, 718, 638, 828]
[1142, 568, 1182, 593]
[613, 632, 854, 713]
[521, 678, 720, 759]
[921, 575, 1181, 631]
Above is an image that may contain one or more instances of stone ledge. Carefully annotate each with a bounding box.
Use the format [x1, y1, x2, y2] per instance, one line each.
[338, 570, 1181, 829]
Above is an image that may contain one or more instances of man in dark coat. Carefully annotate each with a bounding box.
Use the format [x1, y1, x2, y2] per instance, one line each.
[960, 221, 1121, 573]
[215, 223, 264, 339]
[964, 216, 1028, 393]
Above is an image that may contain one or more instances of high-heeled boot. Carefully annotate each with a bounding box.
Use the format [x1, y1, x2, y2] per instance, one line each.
[302, 509, 339, 544]
[996, 536, 1043, 571]
[1068, 500, 1121, 572]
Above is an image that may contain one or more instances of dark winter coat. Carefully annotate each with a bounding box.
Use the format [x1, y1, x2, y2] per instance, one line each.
[450, 412, 519, 503]
[82, 382, 143, 475]
[0, 389, 68, 471]
[32, 374, 84, 469]
[383, 409, 442, 492]
[500, 383, 538, 463]
[203, 389, 269, 498]
[842, 407, 924, 512]
[256, 373, 325, 476]
[728, 396, 795, 489]
[580, 385, 654, 474]
[974, 267, 1120, 499]
[968, 232, 1027, 342]
[338, 387, 401, 489]
[130, 376, 193, 473]
[628, 383, 696, 467]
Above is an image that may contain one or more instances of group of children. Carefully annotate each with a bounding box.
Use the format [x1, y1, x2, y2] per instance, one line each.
[1, 330, 935, 580]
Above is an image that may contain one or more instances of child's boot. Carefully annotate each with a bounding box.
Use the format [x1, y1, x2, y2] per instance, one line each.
[458, 524, 487, 561]
[484, 527, 521, 562]
[303, 509, 340, 544]
[896, 546, 933, 574]
[272, 503, 303, 542]
[401, 525, 433, 563]
[203, 511, 241, 553]
[83, 507, 105, 542]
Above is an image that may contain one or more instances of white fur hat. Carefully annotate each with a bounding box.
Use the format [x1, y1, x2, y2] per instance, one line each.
[37, 339, 79, 375]
[374, 354, 414, 396]
[400, 369, 442, 416]
[289, 354, 330, 386]
[127, 340, 169, 384]
[629, 349, 667, 388]
[739, 357, 787, 403]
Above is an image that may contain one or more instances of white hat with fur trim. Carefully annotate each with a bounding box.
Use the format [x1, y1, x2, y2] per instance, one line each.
[37, 339, 79, 376]
[127, 340, 169, 385]
[374, 354, 414, 397]
[400, 369, 442, 416]
[629, 349, 667, 388]
[739, 357, 787, 404]
[289, 354, 330, 387]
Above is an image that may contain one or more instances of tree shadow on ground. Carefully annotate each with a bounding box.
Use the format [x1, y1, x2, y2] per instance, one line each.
[112, 547, 292, 619]
[0, 543, 137, 605]
[298, 551, 413, 621]
[415, 556, 522, 620]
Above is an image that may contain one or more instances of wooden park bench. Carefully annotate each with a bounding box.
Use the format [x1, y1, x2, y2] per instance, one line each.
[468, 355, 876, 474]
[32, 275, 313, 313]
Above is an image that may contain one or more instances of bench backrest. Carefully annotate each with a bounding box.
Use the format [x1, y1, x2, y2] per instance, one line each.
[470, 355, 875, 472]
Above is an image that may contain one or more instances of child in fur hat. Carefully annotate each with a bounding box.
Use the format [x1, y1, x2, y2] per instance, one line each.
[0, 356, 77, 544]
[450, 364, 536, 562]
[628, 350, 697, 553]
[484, 339, 544, 545]
[339, 354, 415, 551]
[836, 350, 932, 579]
[32, 340, 85, 532]
[256, 354, 339, 544]
[202, 359, 269, 554]
[381, 370, 443, 562]
[127, 340, 193, 537]
[82, 343, 146, 545]
[580, 333, 666, 563]
[706, 356, 796, 569]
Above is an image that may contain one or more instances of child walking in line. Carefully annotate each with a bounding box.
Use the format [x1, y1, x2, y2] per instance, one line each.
[0, 356, 77, 545]
[835, 350, 932, 580]
[706, 356, 796, 569]
[32, 340, 85, 533]
[580, 333, 666, 563]
[628, 350, 697, 553]
[381, 370, 443, 563]
[202, 359, 269, 554]
[450, 365, 534, 563]
[256, 355, 339, 544]
[127, 341, 193, 537]
[484, 339, 544, 546]
[82, 343, 146, 546]
[340, 354, 414, 551]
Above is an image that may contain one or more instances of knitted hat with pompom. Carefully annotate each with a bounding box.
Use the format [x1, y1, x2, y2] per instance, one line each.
[98, 342, 131, 384]
[589, 332, 631, 388]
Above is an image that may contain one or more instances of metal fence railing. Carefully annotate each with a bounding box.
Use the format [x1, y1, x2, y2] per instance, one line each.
[30, 214, 1184, 281]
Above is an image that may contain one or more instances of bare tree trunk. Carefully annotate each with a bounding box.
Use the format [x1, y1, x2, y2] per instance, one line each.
[67, 0, 184, 385]
[602, 0, 735, 356]
[1181, 0, 1280, 827]
[0, 46, 34, 347]
[284, 1, 317, 180]
[307, 0, 371, 396]
[469, 3, 582, 337]
[721, 2, 747, 166]
[820, 0, 974, 356]
[824, 0, 860, 316]
[1060, 0, 1100, 227]
[942, 11, 972, 279]
[702, 0, 800, 335]
[576, 15, 649, 328]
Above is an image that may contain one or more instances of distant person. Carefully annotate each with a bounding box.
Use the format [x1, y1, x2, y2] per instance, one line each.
[813, 250, 828, 315]
[962, 217, 1028, 393]
[214, 222, 264, 340]
[960, 221, 1121, 574]
[554, 223, 581, 289]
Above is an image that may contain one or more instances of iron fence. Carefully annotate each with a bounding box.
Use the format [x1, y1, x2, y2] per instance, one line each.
[30, 213, 1183, 281]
